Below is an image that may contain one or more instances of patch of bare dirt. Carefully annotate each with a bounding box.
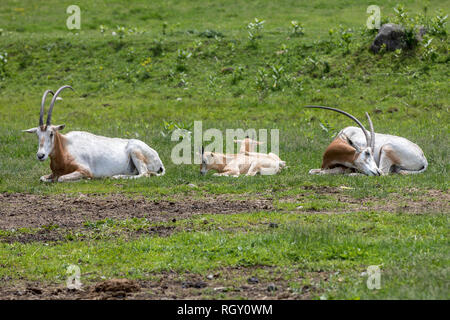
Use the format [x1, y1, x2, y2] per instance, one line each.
[0, 266, 325, 300]
[0, 192, 273, 230]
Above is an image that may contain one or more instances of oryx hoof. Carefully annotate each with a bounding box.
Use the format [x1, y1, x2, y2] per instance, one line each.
[40, 176, 53, 183]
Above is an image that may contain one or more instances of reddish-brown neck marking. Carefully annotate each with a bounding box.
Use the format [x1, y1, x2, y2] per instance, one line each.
[49, 132, 81, 178]
[321, 137, 359, 169]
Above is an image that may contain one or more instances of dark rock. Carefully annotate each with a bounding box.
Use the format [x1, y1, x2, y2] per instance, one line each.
[370, 24, 407, 53]
[370, 23, 427, 53]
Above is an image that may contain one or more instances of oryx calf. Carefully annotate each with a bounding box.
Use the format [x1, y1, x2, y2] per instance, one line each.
[306, 106, 427, 176]
[199, 147, 285, 177]
[23, 86, 165, 182]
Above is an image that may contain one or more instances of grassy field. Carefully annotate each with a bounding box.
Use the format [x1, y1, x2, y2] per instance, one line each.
[0, 0, 448, 299]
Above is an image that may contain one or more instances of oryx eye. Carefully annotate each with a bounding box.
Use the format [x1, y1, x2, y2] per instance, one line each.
[365, 150, 370, 156]
[50, 132, 54, 138]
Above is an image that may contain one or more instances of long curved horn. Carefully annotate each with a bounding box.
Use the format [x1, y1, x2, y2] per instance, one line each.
[46, 85, 74, 125]
[365, 112, 375, 150]
[305, 105, 371, 147]
[40, 90, 54, 127]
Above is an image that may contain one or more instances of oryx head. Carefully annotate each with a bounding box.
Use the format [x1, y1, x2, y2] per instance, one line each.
[199, 146, 208, 175]
[306, 105, 381, 176]
[23, 85, 73, 161]
[199, 146, 221, 175]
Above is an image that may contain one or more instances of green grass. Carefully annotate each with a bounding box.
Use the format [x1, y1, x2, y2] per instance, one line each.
[1, 211, 448, 299]
[0, 0, 449, 299]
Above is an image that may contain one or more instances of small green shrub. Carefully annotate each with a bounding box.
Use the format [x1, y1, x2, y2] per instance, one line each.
[290, 20, 304, 36]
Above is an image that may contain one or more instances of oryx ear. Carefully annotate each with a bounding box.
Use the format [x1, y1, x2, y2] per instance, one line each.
[54, 124, 66, 131]
[255, 141, 264, 145]
[22, 128, 38, 134]
[234, 139, 243, 143]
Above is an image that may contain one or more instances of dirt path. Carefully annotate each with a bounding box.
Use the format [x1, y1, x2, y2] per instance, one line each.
[0, 192, 273, 230]
[0, 266, 324, 300]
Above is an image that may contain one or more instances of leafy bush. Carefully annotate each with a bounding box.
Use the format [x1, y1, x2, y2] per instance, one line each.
[231, 66, 245, 85]
[247, 18, 265, 47]
[290, 20, 304, 36]
[428, 9, 448, 36]
[176, 49, 192, 71]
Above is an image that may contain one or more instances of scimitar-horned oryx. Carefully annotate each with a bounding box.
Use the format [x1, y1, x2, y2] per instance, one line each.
[23, 85, 165, 182]
[306, 106, 427, 176]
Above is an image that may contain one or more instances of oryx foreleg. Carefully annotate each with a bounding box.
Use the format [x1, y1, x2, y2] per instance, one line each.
[57, 171, 87, 182]
[213, 170, 240, 177]
[40, 173, 55, 183]
[213, 165, 240, 177]
[246, 162, 260, 176]
[377, 144, 397, 175]
[309, 167, 351, 175]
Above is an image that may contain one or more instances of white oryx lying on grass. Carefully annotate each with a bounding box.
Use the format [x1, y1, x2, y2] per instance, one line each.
[23, 85, 165, 182]
[200, 146, 286, 177]
[306, 106, 428, 176]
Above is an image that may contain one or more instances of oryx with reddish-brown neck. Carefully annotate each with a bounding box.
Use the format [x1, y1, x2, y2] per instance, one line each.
[23, 85, 165, 182]
[306, 106, 427, 176]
